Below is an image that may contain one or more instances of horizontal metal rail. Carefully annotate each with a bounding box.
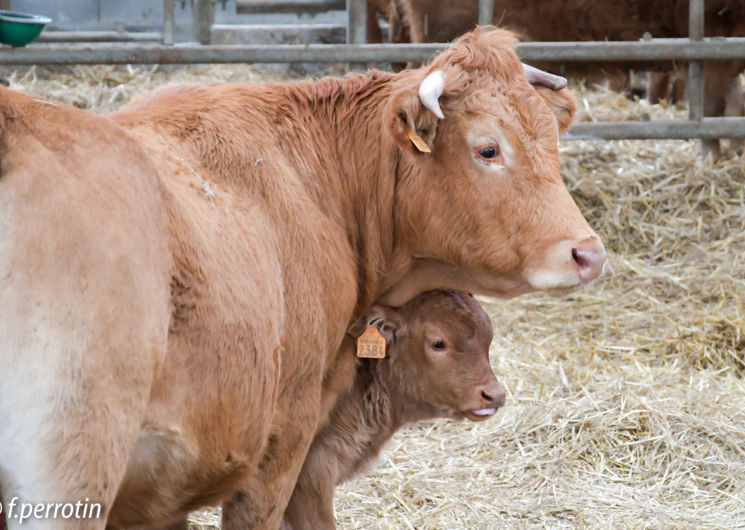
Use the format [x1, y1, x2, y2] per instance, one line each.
[566, 118, 745, 140]
[236, 0, 345, 14]
[3, 38, 745, 65]
[36, 31, 162, 43]
[4, 33, 742, 141]
[517, 38, 745, 62]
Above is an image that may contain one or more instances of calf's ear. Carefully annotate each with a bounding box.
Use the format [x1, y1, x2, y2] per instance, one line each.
[347, 306, 405, 343]
[384, 69, 445, 155]
[534, 85, 577, 135]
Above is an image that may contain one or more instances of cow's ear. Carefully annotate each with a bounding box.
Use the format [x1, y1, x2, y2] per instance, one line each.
[534, 85, 577, 135]
[384, 71, 444, 155]
[348, 305, 405, 343]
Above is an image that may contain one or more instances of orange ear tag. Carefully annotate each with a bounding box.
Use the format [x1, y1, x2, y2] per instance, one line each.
[356, 325, 387, 359]
[403, 123, 431, 153]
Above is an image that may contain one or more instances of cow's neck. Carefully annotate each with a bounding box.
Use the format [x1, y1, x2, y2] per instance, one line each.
[334, 357, 443, 479]
[278, 71, 472, 312]
[332, 358, 418, 482]
[285, 71, 412, 313]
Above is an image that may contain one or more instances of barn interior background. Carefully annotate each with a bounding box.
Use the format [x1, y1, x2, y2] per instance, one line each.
[4, 0, 744, 527]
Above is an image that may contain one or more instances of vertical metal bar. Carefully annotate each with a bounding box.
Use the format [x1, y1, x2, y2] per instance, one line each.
[688, 0, 705, 122]
[193, 0, 214, 45]
[163, 0, 175, 45]
[347, 0, 367, 70]
[478, 0, 494, 26]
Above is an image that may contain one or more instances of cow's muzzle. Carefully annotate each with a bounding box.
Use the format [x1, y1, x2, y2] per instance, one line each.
[571, 237, 607, 283]
[525, 236, 607, 290]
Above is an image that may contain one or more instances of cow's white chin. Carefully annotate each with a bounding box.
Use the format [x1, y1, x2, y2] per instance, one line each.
[525, 268, 583, 291]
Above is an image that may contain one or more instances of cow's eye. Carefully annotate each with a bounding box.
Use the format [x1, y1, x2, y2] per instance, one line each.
[474, 144, 501, 163]
[480, 146, 497, 158]
[431, 340, 447, 351]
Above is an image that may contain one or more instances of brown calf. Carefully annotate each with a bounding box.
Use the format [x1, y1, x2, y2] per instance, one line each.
[169, 290, 501, 529]
[280, 290, 503, 530]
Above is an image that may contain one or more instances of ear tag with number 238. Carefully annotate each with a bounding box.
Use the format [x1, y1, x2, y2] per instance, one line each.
[356, 325, 386, 359]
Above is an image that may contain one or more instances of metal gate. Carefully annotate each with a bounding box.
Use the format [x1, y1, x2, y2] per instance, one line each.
[1, 0, 743, 141]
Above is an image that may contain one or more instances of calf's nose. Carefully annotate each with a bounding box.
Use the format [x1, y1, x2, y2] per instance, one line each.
[571, 237, 607, 282]
[480, 381, 506, 409]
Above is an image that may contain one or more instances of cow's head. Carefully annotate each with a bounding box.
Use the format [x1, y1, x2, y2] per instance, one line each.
[359, 290, 504, 421]
[383, 27, 605, 299]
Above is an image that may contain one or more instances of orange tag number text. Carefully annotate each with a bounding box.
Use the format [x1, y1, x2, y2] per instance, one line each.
[356, 325, 386, 359]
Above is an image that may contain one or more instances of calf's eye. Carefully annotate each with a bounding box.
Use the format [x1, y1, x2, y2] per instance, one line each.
[431, 341, 447, 351]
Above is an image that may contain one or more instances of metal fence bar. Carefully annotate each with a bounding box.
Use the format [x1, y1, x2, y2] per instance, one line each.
[36, 31, 162, 43]
[4, 39, 745, 65]
[566, 118, 745, 140]
[162, 0, 175, 45]
[347, 0, 367, 70]
[193, 0, 214, 45]
[515, 38, 745, 61]
[236, 0, 345, 14]
[478, 0, 494, 26]
[688, 0, 705, 122]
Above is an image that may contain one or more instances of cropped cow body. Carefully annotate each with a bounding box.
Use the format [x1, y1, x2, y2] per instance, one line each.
[280, 290, 504, 530]
[0, 28, 603, 529]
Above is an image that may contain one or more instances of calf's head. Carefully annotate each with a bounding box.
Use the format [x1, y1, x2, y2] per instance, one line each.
[384, 26, 605, 298]
[362, 290, 505, 422]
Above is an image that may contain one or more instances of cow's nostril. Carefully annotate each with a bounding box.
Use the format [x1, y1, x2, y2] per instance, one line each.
[571, 240, 607, 282]
[571, 247, 588, 268]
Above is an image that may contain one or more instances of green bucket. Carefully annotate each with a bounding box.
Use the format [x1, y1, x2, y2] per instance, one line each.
[0, 10, 51, 47]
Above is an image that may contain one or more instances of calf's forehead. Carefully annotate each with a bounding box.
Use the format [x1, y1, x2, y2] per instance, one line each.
[407, 294, 493, 345]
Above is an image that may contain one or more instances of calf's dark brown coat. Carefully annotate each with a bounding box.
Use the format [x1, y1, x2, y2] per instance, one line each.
[282, 290, 504, 530]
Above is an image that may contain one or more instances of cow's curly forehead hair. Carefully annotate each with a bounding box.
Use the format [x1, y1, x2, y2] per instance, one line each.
[429, 26, 524, 88]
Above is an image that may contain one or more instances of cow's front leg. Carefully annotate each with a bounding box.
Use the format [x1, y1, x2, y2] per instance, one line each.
[221, 381, 323, 530]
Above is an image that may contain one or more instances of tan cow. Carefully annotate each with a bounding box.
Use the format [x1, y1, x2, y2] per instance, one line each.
[378, 0, 745, 157]
[0, 27, 603, 529]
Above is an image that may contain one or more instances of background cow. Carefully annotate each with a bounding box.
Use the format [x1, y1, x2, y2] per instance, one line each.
[0, 27, 603, 529]
[369, 0, 745, 157]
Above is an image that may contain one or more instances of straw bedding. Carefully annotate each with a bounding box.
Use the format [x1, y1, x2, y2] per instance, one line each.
[10, 65, 745, 528]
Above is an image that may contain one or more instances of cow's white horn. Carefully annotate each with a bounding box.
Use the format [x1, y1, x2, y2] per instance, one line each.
[522, 63, 568, 91]
[418, 70, 445, 119]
